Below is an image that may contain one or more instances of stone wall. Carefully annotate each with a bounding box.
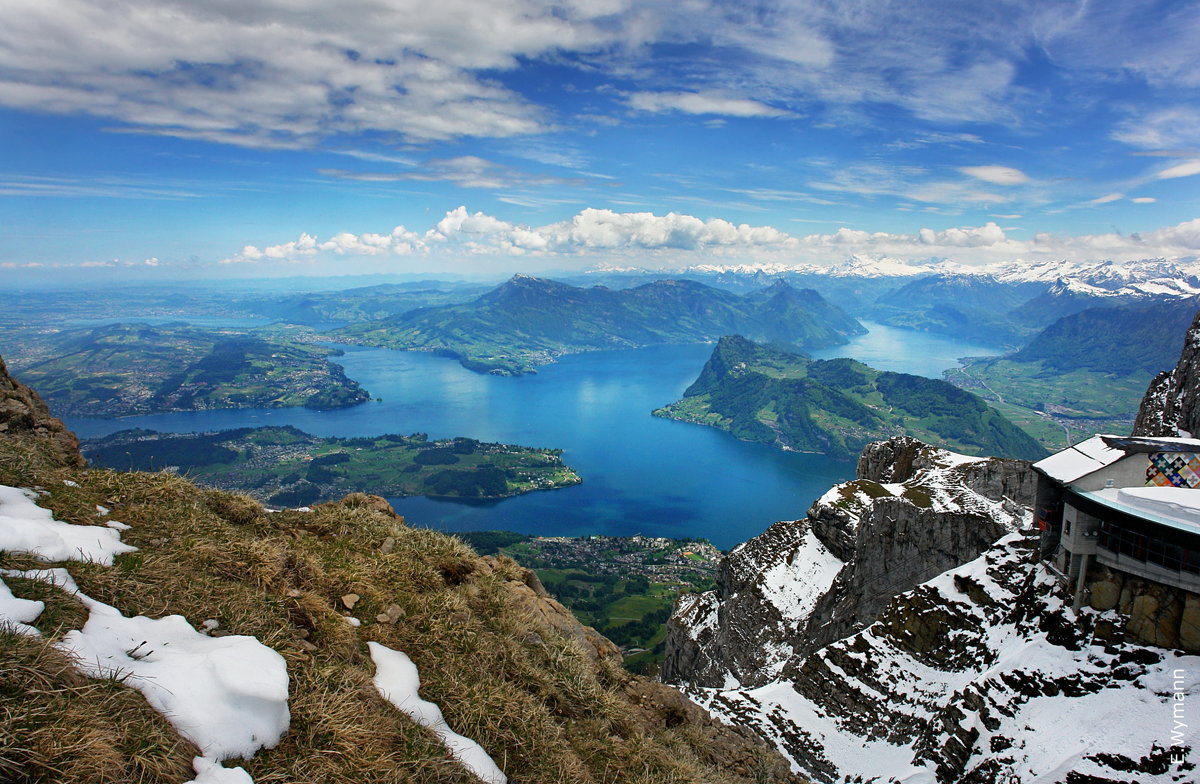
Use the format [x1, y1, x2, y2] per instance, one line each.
[1085, 563, 1200, 652]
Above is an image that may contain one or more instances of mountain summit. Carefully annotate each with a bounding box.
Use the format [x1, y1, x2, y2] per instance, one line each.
[338, 276, 865, 375]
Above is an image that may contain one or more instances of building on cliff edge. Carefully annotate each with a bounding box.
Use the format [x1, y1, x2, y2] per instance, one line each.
[1034, 434, 1200, 651]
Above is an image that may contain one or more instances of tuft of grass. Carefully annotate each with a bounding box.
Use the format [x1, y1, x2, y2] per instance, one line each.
[0, 631, 196, 783]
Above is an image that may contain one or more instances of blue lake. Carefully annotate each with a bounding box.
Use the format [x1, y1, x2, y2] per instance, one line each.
[65, 323, 1001, 549]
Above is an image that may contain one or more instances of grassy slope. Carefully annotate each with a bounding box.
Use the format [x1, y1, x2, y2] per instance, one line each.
[337, 276, 864, 375]
[83, 427, 582, 504]
[9, 323, 369, 417]
[0, 433, 793, 784]
[655, 336, 1047, 460]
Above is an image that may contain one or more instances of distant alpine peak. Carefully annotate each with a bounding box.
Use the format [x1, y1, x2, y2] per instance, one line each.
[826, 255, 944, 278]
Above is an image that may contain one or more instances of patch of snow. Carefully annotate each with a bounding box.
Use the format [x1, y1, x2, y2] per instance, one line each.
[760, 534, 843, 624]
[1115, 486, 1200, 528]
[185, 757, 255, 784]
[0, 575, 45, 635]
[344, 616, 361, 627]
[692, 533, 1200, 782]
[106, 520, 131, 531]
[0, 485, 137, 565]
[1032, 435, 1125, 483]
[95, 505, 110, 516]
[18, 572, 291, 761]
[368, 641, 507, 784]
[61, 480, 80, 488]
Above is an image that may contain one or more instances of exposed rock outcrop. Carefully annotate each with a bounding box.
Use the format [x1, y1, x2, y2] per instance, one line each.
[0, 355, 84, 467]
[687, 530, 1199, 783]
[662, 438, 1033, 689]
[1133, 305, 1200, 437]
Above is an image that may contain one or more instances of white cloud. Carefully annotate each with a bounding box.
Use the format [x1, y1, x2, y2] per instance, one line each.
[3, 0, 1196, 154]
[1131, 197, 1156, 203]
[959, 166, 1031, 185]
[206, 209, 1200, 269]
[0, 0, 623, 146]
[917, 223, 1008, 247]
[1112, 107, 1200, 150]
[1090, 192, 1124, 204]
[627, 91, 791, 118]
[1157, 159, 1200, 179]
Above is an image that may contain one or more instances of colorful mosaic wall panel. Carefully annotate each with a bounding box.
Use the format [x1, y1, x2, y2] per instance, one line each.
[1146, 452, 1200, 488]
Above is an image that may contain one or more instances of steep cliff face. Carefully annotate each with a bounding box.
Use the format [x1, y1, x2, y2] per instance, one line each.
[688, 531, 1198, 782]
[662, 437, 1034, 688]
[664, 434, 1199, 782]
[0, 355, 84, 467]
[1134, 305, 1200, 437]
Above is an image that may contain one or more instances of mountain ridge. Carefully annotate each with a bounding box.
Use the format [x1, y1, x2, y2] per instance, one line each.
[654, 335, 1047, 460]
[336, 275, 865, 375]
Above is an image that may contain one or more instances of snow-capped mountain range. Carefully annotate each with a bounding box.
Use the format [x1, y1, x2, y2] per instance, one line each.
[592, 256, 1200, 299]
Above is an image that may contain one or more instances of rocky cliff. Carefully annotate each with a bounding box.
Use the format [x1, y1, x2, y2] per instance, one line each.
[662, 437, 1034, 689]
[687, 529, 1198, 782]
[0, 354, 797, 784]
[1134, 304, 1200, 437]
[0, 355, 84, 467]
[664, 435, 1198, 782]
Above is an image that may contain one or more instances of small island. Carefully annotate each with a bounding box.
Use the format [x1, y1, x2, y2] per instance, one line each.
[83, 426, 582, 505]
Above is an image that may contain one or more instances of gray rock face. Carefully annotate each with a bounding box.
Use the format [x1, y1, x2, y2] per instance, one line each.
[663, 516, 834, 688]
[0, 354, 85, 467]
[663, 437, 1034, 689]
[1133, 305, 1200, 437]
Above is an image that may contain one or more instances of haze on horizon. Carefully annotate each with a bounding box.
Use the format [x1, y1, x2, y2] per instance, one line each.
[3, 0, 1200, 284]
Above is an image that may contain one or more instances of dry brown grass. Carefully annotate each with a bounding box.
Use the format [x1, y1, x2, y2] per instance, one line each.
[0, 436, 795, 784]
[0, 632, 196, 783]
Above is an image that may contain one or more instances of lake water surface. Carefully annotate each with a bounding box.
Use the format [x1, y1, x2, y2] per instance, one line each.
[66, 323, 1001, 549]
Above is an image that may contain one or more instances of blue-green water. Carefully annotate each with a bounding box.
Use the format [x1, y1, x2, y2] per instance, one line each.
[65, 324, 1001, 549]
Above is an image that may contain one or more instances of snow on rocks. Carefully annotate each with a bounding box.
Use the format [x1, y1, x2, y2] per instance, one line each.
[368, 641, 507, 784]
[0, 484, 136, 565]
[686, 532, 1200, 782]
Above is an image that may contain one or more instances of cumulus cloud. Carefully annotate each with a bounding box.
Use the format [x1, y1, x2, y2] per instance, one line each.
[627, 91, 792, 118]
[218, 206, 1200, 271]
[959, 166, 1031, 185]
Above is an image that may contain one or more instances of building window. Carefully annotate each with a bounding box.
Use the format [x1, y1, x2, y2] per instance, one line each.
[1097, 520, 1200, 575]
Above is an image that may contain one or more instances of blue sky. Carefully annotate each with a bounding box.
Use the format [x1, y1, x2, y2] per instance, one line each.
[3, 0, 1200, 281]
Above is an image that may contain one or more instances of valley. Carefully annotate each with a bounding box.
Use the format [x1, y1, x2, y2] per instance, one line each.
[5, 322, 369, 417]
